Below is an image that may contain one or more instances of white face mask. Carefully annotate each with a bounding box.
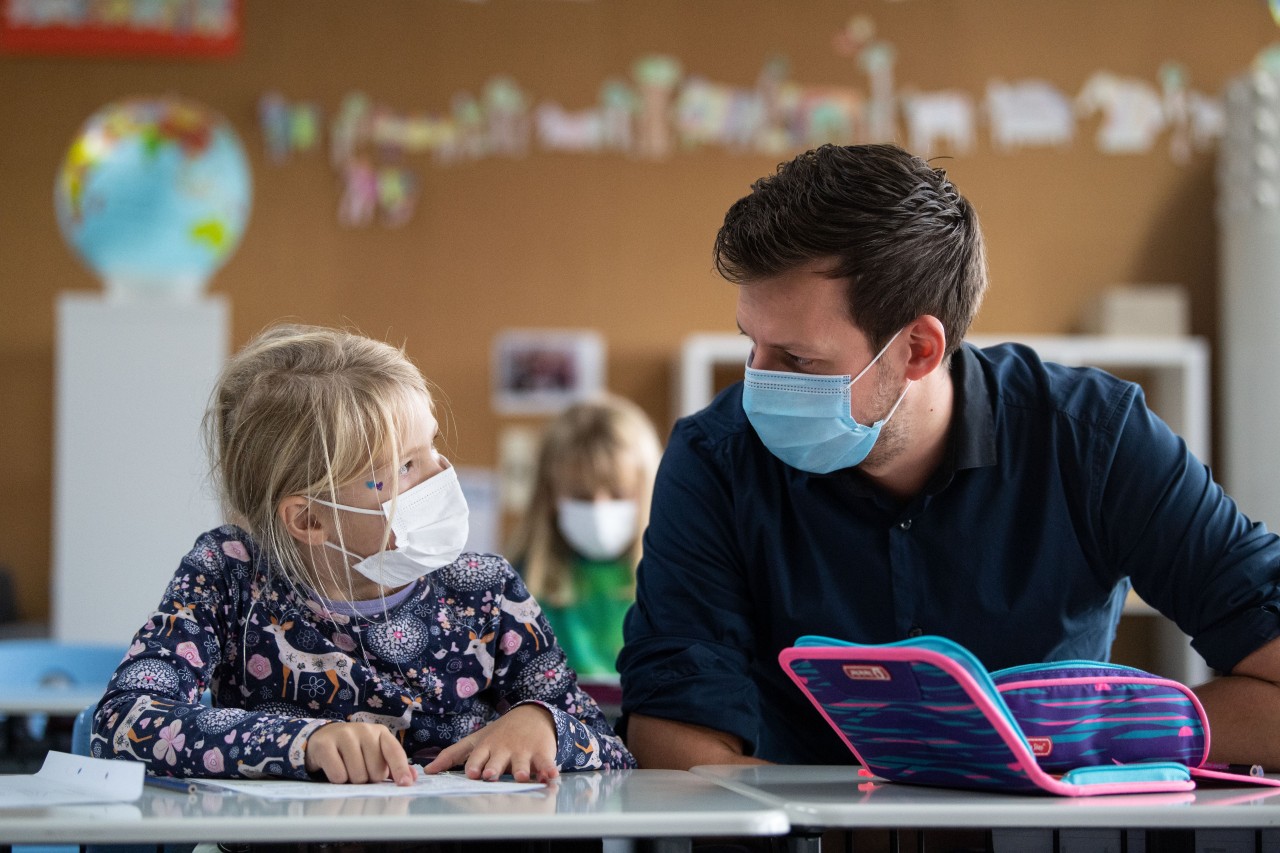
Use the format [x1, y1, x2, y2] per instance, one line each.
[312, 462, 470, 587]
[556, 498, 638, 562]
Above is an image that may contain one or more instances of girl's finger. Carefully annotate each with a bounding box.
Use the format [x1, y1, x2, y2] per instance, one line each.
[531, 752, 560, 783]
[422, 737, 471, 774]
[463, 744, 491, 780]
[480, 749, 509, 782]
[509, 753, 533, 783]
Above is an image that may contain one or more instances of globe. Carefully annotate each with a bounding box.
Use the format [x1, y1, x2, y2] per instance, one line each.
[54, 96, 252, 298]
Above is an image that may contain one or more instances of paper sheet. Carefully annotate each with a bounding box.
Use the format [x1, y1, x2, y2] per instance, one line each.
[185, 772, 546, 800]
[0, 751, 144, 808]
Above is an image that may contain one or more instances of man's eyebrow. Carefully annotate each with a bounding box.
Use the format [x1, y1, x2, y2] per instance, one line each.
[739, 324, 809, 354]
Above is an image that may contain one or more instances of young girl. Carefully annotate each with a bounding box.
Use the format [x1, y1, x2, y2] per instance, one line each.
[91, 324, 634, 784]
[506, 396, 662, 680]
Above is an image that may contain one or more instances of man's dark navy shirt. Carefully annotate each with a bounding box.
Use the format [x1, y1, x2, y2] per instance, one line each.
[619, 342, 1280, 764]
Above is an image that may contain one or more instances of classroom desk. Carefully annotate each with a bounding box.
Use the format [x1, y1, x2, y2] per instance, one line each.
[0, 769, 789, 851]
[0, 691, 99, 774]
[692, 765, 1280, 850]
[0, 690, 99, 717]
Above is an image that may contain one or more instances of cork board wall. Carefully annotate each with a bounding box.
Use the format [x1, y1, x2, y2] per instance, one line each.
[0, 0, 1275, 622]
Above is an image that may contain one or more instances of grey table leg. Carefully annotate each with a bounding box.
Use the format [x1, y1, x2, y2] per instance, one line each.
[637, 839, 691, 853]
[785, 831, 823, 853]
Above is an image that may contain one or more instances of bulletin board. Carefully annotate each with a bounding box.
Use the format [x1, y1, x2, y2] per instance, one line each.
[0, 0, 1275, 623]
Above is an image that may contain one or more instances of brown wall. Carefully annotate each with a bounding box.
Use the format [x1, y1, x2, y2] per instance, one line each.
[1, 0, 1274, 623]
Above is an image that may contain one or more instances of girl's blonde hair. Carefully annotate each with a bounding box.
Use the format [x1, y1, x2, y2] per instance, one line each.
[507, 394, 663, 607]
[202, 323, 433, 598]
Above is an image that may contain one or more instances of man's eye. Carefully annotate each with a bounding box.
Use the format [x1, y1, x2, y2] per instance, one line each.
[785, 353, 813, 368]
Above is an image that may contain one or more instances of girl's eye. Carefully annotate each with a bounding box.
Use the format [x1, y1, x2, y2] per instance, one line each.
[398, 460, 414, 478]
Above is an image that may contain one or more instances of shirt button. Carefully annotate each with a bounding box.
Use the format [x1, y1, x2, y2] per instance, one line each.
[908, 627, 924, 638]
[898, 519, 912, 530]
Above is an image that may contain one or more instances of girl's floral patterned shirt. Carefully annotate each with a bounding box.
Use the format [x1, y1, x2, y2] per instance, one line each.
[92, 525, 635, 779]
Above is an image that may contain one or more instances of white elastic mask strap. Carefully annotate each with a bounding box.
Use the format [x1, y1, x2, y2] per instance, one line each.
[848, 328, 904, 388]
[309, 496, 383, 516]
[322, 540, 367, 562]
[882, 380, 913, 422]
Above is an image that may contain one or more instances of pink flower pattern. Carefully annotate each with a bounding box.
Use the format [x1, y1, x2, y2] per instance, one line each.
[175, 641, 204, 667]
[153, 720, 185, 766]
[203, 747, 225, 773]
[222, 541, 250, 562]
[247, 654, 271, 679]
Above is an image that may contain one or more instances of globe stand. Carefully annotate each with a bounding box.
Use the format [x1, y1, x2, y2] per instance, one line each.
[51, 291, 228, 643]
[103, 274, 211, 302]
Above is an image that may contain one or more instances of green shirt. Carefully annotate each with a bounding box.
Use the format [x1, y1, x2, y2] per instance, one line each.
[542, 557, 633, 679]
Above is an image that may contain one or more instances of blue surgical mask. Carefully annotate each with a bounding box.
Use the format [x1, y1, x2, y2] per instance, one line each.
[742, 330, 911, 474]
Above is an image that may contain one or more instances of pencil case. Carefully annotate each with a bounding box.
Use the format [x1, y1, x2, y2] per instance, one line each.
[780, 634, 1196, 796]
[990, 659, 1210, 772]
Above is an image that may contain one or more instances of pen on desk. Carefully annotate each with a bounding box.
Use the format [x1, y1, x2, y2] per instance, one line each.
[145, 774, 231, 795]
[1202, 762, 1265, 777]
[145, 774, 194, 794]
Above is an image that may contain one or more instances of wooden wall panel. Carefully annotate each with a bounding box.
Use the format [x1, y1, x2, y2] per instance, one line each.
[0, 0, 1273, 621]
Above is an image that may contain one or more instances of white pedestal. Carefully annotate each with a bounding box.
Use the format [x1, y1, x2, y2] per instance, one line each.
[52, 293, 228, 644]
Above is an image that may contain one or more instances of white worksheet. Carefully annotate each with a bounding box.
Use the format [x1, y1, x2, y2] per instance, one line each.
[183, 772, 546, 800]
[0, 751, 144, 807]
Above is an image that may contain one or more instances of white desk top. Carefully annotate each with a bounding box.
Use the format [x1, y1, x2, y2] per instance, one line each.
[0, 769, 789, 845]
[691, 765, 1280, 829]
[0, 689, 99, 716]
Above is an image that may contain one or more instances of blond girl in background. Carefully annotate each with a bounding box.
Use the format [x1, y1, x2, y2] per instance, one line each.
[507, 395, 663, 680]
[92, 324, 633, 785]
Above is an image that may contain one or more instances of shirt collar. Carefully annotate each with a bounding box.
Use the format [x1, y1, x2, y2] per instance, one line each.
[949, 342, 997, 471]
[825, 341, 996, 498]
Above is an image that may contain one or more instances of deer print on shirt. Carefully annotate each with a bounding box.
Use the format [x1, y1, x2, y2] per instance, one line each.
[498, 594, 548, 651]
[235, 724, 311, 778]
[262, 616, 360, 704]
[349, 695, 422, 743]
[148, 601, 199, 637]
[111, 694, 176, 761]
[463, 630, 496, 686]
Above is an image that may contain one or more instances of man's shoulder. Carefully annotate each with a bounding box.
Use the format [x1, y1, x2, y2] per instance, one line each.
[970, 341, 1138, 425]
[673, 381, 749, 446]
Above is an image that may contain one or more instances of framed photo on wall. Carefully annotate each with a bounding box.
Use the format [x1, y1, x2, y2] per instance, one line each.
[491, 329, 605, 415]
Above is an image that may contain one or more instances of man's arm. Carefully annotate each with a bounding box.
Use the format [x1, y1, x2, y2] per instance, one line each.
[1193, 635, 1280, 768]
[626, 713, 770, 770]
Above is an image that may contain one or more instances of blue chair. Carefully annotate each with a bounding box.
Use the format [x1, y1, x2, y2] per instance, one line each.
[71, 702, 97, 757]
[0, 639, 125, 745]
[0, 639, 125, 689]
[0, 641, 127, 853]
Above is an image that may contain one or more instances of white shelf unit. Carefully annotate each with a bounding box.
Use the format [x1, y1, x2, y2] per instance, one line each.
[675, 332, 1213, 685]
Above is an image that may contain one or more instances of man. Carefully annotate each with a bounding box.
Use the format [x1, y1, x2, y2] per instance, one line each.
[618, 143, 1280, 770]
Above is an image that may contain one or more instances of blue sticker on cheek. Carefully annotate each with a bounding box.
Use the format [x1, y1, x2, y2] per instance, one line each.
[365, 481, 384, 491]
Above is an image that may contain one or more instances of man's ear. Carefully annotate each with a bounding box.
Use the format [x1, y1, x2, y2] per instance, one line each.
[277, 496, 329, 546]
[902, 315, 947, 381]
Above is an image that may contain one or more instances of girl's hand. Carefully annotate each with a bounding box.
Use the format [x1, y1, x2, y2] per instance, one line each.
[304, 721, 417, 786]
[421, 704, 559, 783]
